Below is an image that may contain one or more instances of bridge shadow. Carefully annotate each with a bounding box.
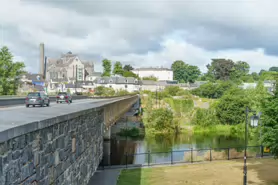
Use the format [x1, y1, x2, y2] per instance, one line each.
[233, 157, 278, 184]
[117, 167, 142, 185]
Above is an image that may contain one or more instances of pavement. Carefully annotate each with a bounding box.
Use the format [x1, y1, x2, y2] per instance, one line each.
[0, 97, 127, 133]
[88, 169, 121, 185]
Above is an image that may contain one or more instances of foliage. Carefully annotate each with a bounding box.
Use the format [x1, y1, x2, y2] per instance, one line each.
[94, 86, 115, 96]
[113, 61, 124, 76]
[259, 71, 278, 80]
[145, 108, 175, 133]
[122, 70, 139, 79]
[171, 60, 201, 83]
[142, 75, 158, 81]
[117, 128, 144, 138]
[215, 88, 252, 125]
[101, 59, 112, 77]
[191, 81, 236, 99]
[191, 108, 220, 126]
[206, 59, 235, 81]
[0, 46, 26, 95]
[261, 81, 278, 158]
[269, 66, 278, 72]
[123, 64, 134, 71]
[116, 89, 129, 96]
[163, 86, 182, 96]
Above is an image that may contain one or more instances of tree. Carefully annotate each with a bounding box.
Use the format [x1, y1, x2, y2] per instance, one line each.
[261, 80, 278, 157]
[230, 61, 250, 82]
[113, 61, 124, 76]
[215, 88, 252, 125]
[164, 86, 181, 96]
[122, 70, 139, 79]
[147, 108, 174, 132]
[171, 60, 201, 83]
[171, 60, 187, 82]
[207, 59, 235, 81]
[0, 46, 25, 95]
[142, 75, 158, 81]
[251, 72, 260, 81]
[101, 59, 112, 77]
[123, 64, 134, 71]
[269, 66, 278, 72]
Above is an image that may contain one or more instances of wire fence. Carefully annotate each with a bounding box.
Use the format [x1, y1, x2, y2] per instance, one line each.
[99, 145, 272, 169]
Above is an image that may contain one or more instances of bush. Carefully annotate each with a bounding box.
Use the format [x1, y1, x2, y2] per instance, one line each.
[191, 108, 219, 126]
[146, 108, 175, 132]
[118, 128, 144, 138]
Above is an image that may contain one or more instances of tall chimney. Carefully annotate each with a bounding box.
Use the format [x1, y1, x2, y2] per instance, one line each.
[39, 43, 45, 78]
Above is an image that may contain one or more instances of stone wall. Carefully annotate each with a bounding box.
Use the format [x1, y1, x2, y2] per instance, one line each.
[0, 108, 104, 185]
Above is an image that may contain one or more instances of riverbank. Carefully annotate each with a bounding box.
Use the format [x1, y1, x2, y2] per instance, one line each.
[117, 158, 278, 185]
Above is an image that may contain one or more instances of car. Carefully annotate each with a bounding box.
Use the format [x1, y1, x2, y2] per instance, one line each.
[56, 92, 72, 104]
[25, 92, 50, 108]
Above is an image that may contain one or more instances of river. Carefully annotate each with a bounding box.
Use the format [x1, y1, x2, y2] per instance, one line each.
[102, 133, 261, 167]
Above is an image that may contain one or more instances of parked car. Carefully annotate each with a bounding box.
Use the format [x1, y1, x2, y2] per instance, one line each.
[56, 92, 72, 104]
[25, 92, 50, 108]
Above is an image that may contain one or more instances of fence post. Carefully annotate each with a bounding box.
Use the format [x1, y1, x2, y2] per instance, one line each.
[148, 150, 150, 166]
[125, 152, 128, 169]
[228, 148, 230, 160]
[210, 147, 212, 162]
[191, 148, 193, 163]
[171, 149, 173, 165]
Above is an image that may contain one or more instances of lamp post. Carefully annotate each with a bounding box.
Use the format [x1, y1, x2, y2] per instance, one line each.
[243, 107, 261, 185]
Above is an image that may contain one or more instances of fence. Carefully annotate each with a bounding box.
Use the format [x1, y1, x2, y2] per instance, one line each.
[99, 145, 272, 169]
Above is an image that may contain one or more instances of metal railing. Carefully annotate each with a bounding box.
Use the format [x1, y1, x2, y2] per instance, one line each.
[100, 145, 272, 169]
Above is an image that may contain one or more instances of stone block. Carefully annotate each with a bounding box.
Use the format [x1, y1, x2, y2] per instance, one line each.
[12, 150, 21, 160]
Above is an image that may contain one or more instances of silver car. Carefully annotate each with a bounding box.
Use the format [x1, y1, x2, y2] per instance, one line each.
[56, 92, 72, 104]
[25, 92, 50, 108]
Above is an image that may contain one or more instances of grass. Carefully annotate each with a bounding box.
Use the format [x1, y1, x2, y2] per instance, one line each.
[117, 158, 278, 185]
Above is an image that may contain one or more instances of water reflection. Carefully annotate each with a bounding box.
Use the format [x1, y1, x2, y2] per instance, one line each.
[102, 133, 255, 166]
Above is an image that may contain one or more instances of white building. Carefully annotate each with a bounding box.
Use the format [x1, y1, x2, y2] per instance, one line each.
[132, 67, 173, 81]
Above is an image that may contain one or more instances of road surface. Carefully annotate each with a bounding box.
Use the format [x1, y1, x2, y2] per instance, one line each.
[0, 97, 124, 133]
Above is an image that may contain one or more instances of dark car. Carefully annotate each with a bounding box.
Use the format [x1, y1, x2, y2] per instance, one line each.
[56, 92, 72, 104]
[25, 92, 50, 108]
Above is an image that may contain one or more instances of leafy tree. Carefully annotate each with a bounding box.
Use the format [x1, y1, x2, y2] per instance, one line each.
[116, 89, 129, 96]
[122, 70, 139, 79]
[123, 64, 134, 71]
[171, 60, 186, 82]
[207, 59, 235, 81]
[0, 46, 25, 95]
[260, 71, 278, 81]
[147, 108, 174, 132]
[164, 86, 181, 96]
[94, 86, 106, 96]
[215, 88, 252, 125]
[261, 81, 278, 157]
[259, 69, 266, 76]
[171, 60, 201, 83]
[142, 75, 158, 81]
[269, 66, 278, 72]
[113, 61, 124, 76]
[101, 59, 112, 77]
[251, 72, 260, 81]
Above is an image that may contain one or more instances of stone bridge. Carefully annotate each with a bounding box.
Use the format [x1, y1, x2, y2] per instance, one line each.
[0, 95, 139, 185]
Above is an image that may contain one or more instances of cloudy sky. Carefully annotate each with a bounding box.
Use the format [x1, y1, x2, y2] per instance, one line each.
[1, 0, 278, 73]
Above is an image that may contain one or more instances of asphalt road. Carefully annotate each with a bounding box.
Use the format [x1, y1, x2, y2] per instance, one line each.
[0, 98, 123, 133]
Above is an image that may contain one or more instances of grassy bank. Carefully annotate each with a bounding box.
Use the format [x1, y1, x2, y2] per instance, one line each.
[117, 158, 278, 185]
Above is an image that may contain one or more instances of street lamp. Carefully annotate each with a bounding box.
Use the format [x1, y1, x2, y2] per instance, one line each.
[243, 107, 261, 185]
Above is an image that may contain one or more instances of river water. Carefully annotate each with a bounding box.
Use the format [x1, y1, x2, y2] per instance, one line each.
[102, 133, 261, 167]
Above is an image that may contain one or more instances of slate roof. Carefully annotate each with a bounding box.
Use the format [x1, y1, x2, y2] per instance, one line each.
[133, 67, 172, 71]
[95, 77, 139, 84]
[139, 80, 157, 85]
[22, 73, 45, 82]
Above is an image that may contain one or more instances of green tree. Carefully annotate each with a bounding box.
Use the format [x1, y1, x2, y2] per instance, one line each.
[269, 66, 278, 72]
[215, 88, 252, 125]
[147, 108, 174, 132]
[142, 75, 158, 81]
[171, 60, 201, 83]
[164, 86, 181, 96]
[206, 59, 235, 81]
[122, 70, 139, 79]
[261, 81, 278, 157]
[171, 60, 186, 82]
[0, 46, 25, 95]
[101, 59, 112, 77]
[123, 64, 134, 71]
[251, 72, 260, 81]
[113, 61, 124, 75]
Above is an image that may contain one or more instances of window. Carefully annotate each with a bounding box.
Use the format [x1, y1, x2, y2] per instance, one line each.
[125, 85, 128, 88]
[125, 79, 128, 83]
[109, 85, 112, 88]
[109, 79, 113, 83]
